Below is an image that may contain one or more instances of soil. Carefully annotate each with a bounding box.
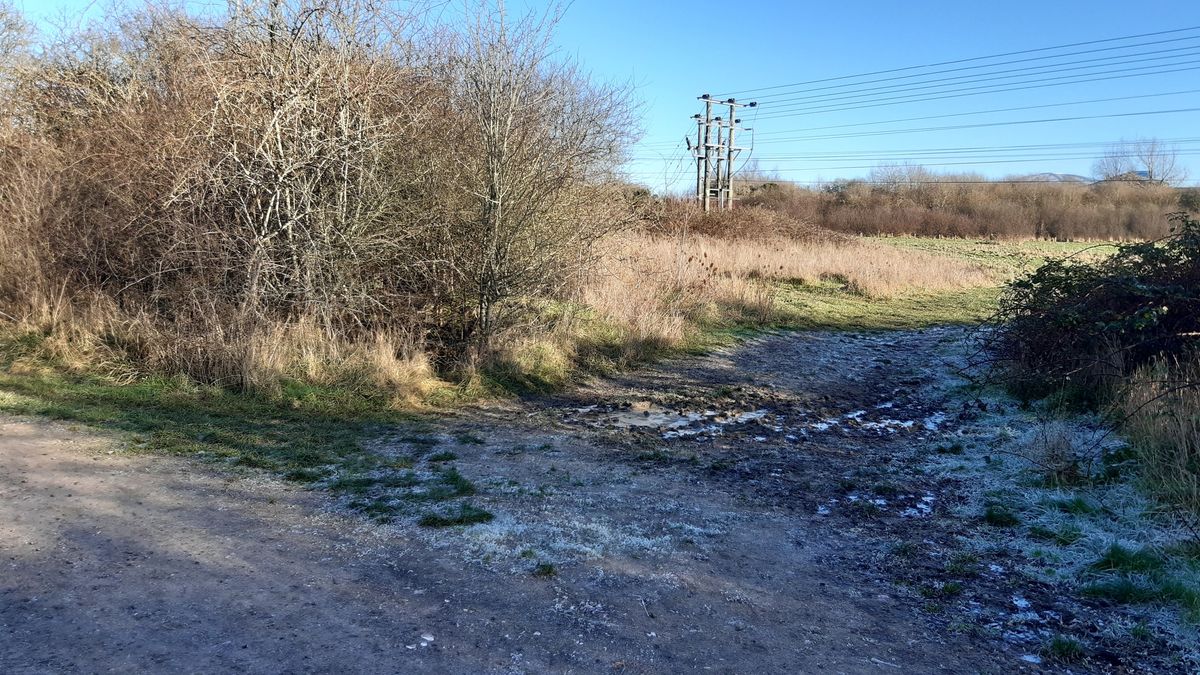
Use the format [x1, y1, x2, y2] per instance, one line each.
[0, 328, 1190, 673]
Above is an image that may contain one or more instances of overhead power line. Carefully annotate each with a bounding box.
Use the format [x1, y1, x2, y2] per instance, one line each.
[755, 61, 1200, 119]
[752, 106, 1200, 143]
[715, 25, 1200, 97]
[747, 178, 1174, 186]
[747, 34, 1200, 102]
[639, 88, 1200, 150]
[746, 89, 1200, 139]
[749, 151, 1200, 172]
[756, 46, 1200, 108]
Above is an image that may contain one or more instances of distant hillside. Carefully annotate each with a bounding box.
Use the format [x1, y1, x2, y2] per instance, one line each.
[1013, 172, 1092, 183]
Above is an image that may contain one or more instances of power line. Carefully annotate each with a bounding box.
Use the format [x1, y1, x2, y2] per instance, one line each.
[634, 148, 1200, 165]
[743, 178, 1170, 186]
[751, 107, 1200, 143]
[748, 35, 1200, 102]
[755, 61, 1200, 119]
[734, 137, 1200, 159]
[637, 89, 1200, 150]
[744, 149, 1200, 164]
[756, 46, 1200, 108]
[715, 25, 1200, 97]
[751, 151, 1200, 172]
[746, 89, 1200, 139]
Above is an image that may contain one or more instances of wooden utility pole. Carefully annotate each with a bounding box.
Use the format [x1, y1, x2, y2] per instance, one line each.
[693, 114, 704, 203]
[692, 95, 756, 211]
[701, 96, 714, 212]
[725, 100, 738, 210]
[714, 116, 725, 210]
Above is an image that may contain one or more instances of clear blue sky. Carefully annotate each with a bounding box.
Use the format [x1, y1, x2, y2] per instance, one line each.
[16, 0, 1200, 191]
[536, 0, 1200, 192]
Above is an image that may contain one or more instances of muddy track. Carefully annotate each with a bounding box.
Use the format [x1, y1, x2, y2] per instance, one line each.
[0, 329, 1188, 673]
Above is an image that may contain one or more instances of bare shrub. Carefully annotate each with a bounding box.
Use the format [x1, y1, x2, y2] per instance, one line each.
[0, 0, 635, 392]
[729, 168, 1182, 240]
[1029, 421, 1085, 486]
[413, 8, 635, 358]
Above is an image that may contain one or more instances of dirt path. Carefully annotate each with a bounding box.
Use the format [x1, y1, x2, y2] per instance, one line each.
[0, 329, 1187, 673]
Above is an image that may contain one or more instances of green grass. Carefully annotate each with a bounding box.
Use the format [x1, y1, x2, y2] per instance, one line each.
[918, 580, 964, 599]
[946, 552, 981, 577]
[1091, 543, 1165, 574]
[1041, 635, 1085, 663]
[871, 237, 1112, 274]
[0, 334, 493, 525]
[983, 503, 1021, 527]
[771, 281, 999, 332]
[418, 502, 494, 528]
[1028, 524, 1084, 546]
[1047, 495, 1100, 515]
[0, 360, 404, 476]
[1081, 544, 1200, 622]
[762, 238, 1113, 333]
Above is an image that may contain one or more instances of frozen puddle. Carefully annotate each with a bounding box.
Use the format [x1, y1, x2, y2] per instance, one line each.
[806, 406, 920, 435]
[569, 402, 773, 440]
[818, 491, 936, 518]
[900, 492, 936, 518]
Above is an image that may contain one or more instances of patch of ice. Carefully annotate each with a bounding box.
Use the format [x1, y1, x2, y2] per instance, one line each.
[732, 409, 769, 423]
[923, 412, 948, 431]
[900, 492, 936, 518]
[1011, 596, 1031, 609]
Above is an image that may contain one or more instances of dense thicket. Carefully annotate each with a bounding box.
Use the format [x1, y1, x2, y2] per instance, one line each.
[0, 1, 635, 388]
[991, 212, 1199, 399]
[989, 212, 1200, 516]
[736, 174, 1195, 240]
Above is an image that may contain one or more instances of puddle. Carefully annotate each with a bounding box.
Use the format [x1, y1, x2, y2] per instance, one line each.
[568, 402, 773, 440]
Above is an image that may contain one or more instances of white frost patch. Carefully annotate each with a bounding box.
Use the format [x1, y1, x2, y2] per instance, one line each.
[922, 412, 948, 431]
[430, 512, 672, 567]
[900, 492, 935, 518]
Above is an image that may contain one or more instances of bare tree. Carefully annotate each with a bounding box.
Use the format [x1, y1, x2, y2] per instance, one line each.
[419, 3, 637, 357]
[1094, 138, 1188, 185]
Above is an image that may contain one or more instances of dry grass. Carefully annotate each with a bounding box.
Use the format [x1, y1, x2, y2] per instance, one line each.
[1121, 355, 1200, 518]
[2, 292, 442, 407]
[579, 232, 995, 354]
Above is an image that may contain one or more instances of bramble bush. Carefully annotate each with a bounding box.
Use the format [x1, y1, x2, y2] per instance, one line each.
[992, 212, 1200, 403]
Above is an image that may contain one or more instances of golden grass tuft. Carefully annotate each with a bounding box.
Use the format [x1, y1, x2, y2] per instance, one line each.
[579, 232, 996, 353]
[1121, 355, 1200, 517]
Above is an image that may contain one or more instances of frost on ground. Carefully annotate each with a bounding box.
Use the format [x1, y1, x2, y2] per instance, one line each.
[3, 327, 1197, 674]
[917, 331, 1200, 670]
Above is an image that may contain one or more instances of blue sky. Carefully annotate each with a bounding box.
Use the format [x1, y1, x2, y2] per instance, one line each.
[16, 0, 1200, 191]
